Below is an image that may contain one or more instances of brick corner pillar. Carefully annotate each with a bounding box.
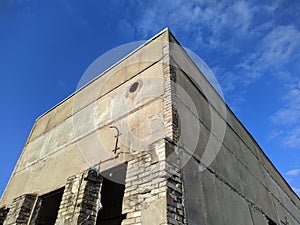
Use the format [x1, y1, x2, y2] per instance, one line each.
[165, 141, 186, 225]
[3, 194, 37, 225]
[121, 141, 186, 225]
[55, 168, 103, 225]
[121, 140, 169, 225]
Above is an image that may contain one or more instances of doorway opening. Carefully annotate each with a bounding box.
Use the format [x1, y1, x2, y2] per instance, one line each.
[96, 163, 127, 225]
[36, 187, 64, 225]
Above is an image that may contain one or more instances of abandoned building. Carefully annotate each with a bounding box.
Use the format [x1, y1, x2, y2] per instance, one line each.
[0, 28, 299, 225]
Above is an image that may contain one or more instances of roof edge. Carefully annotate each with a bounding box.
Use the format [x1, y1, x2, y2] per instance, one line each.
[35, 27, 172, 122]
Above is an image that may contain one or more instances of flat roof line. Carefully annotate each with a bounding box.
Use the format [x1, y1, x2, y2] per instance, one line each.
[35, 27, 170, 122]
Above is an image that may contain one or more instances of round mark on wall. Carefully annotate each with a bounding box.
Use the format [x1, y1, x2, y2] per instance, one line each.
[129, 82, 139, 93]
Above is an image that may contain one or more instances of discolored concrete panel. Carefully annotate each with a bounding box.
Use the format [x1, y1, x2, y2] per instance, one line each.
[13, 62, 164, 172]
[141, 197, 167, 225]
[2, 73, 166, 206]
[183, 157, 254, 225]
[176, 100, 202, 156]
[226, 111, 260, 157]
[170, 42, 226, 119]
[26, 34, 168, 145]
[176, 69, 212, 130]
[27, 113, 51, 143]
[170, 31, 299, 224]
[272, 198, 300, 225]
[265, 175, 300, 222]
[15, 116, 75, 172]
[249, 206, 268, 225]
[1, 143, 88, 205]
[70, 37, 167, 114]
[182, 156, 207, 225]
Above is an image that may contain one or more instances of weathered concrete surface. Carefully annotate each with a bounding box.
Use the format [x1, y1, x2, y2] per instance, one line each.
[1, 32, 168, 207]
[141, 197, 167, 225]
[170, 32, 300, 224]
[183, 157, 254, 225]
[1, 28, 299, 225]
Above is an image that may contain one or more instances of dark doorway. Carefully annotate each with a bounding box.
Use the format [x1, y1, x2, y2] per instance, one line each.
[36, 188, 64, 225]
[96, 164, 127, 225]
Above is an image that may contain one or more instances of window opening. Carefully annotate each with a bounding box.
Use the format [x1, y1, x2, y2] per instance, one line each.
[36, 187, 64, 225]
[96, 164, 127, 225]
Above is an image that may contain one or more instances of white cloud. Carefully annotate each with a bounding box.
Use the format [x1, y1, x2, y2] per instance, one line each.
[137, 1, 300, 108]
[284, 127, 300, 149]
[271, 83, 300, 125]
[272, 108, 300, 126]
[129, 0, 256, 50]
[218, 71, 240, 92]
[238, 25, 300, 81]
[270, 80, 300, 149]
[260, 26, 300, 68]
[286, 169, 300, 177]
[267, 130, 283, 141]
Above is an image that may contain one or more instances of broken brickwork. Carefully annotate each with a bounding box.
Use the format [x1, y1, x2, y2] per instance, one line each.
[55, 169, 103, 225]
[3, 194, 37, 225]
[122, 140, 167, 225]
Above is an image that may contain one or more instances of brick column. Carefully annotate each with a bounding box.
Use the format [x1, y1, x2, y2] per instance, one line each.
[122, 140, 168, 225]
[55, 169, 103, 225]
[163, 38, 186, 225]
[121, 142, 185, 225]
[163, 42, 179, 144]
[0, 207, 9, 224]
[165, 141, 185, 225]
[3, 194, 37, 225]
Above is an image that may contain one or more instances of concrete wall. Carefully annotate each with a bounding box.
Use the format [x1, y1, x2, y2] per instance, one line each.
[1, 31, 169, 207]
[169, 34, 300, 224]
[1, 28, 299, 225]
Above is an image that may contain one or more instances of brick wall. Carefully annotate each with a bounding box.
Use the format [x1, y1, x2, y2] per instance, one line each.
[3, 194, 37, 225]
[121, 140, 168, 225]
[55, 169, 103, 225]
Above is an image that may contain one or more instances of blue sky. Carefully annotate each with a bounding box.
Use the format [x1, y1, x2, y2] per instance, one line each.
[0, 0, 299, 197]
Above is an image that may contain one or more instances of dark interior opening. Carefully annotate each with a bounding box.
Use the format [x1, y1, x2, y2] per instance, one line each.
[96, 164, 127, 225]
[36, 188, 64, 225]
[267, 216, 277, 225]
